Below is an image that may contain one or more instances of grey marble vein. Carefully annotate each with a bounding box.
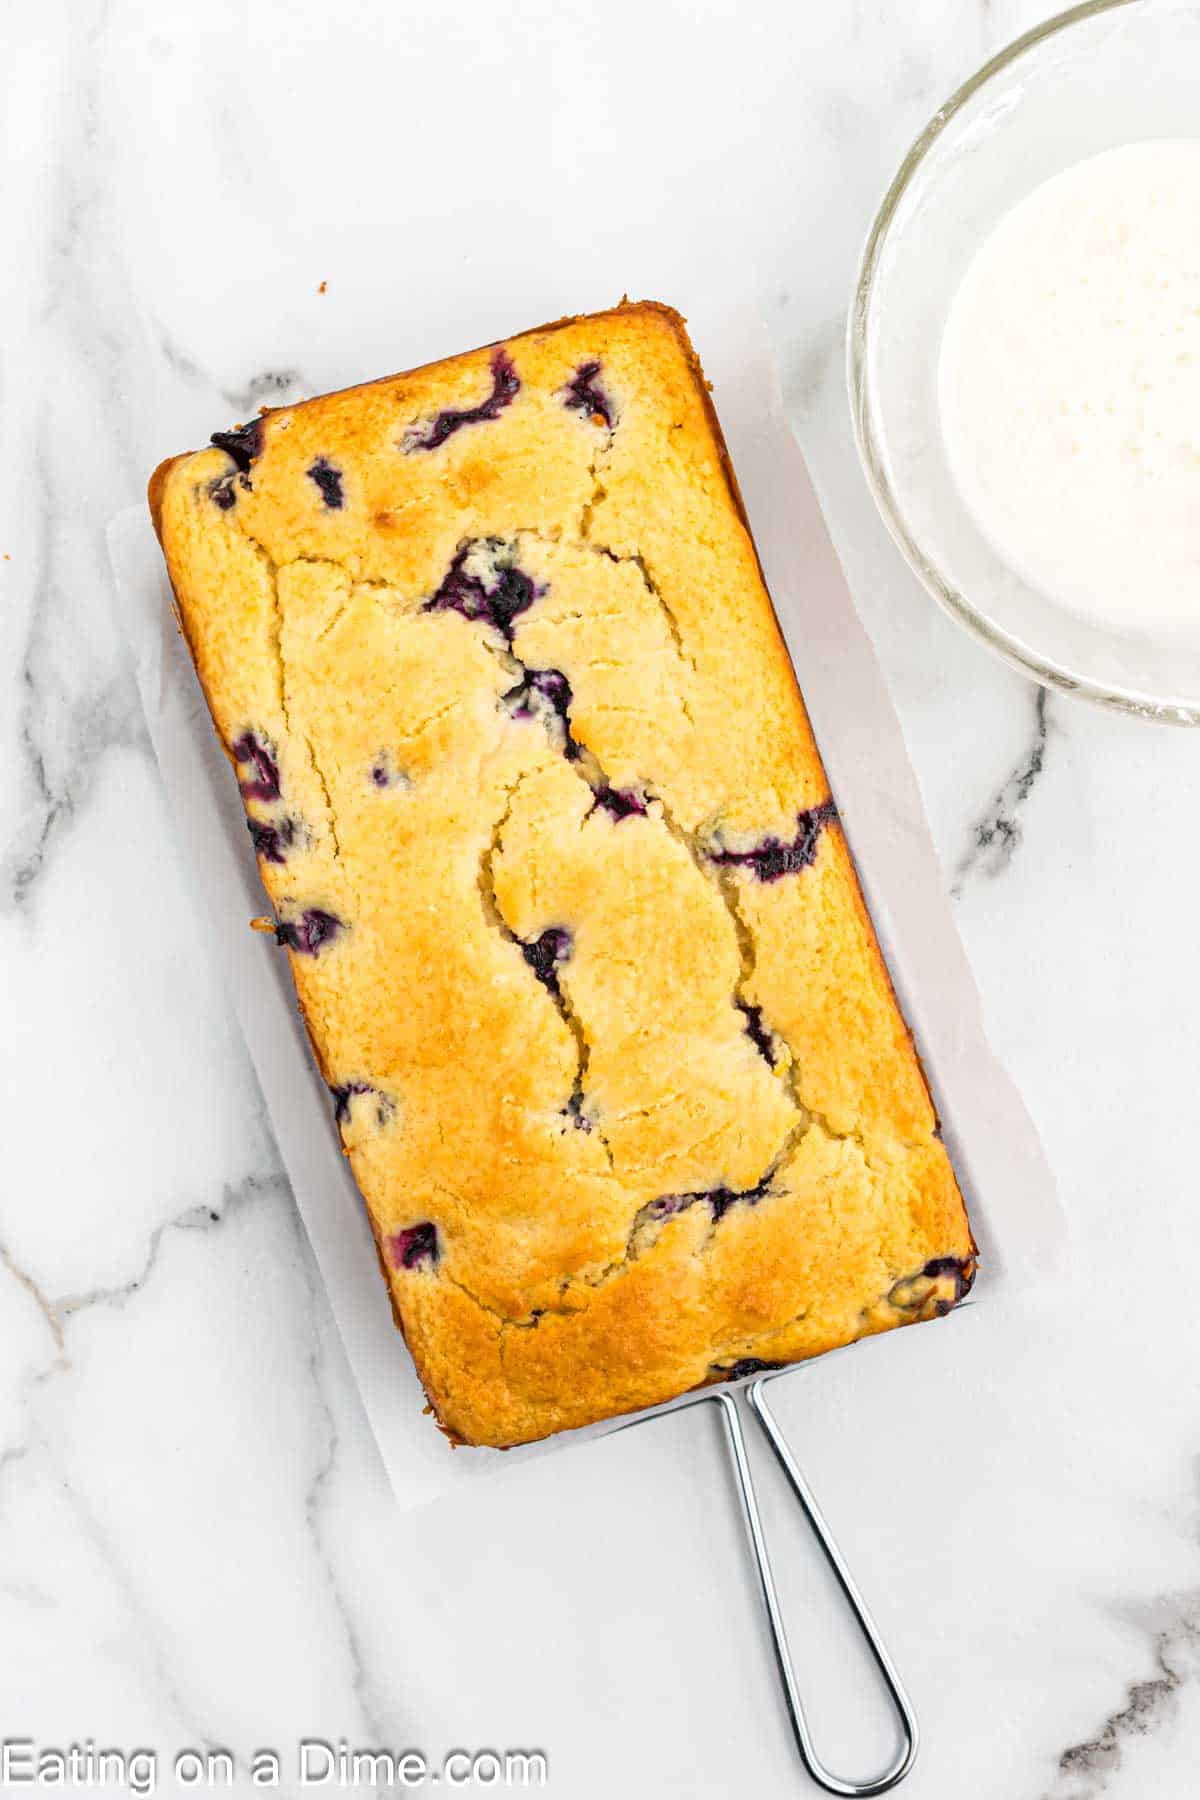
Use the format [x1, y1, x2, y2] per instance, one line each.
[53, 1171, 281, 1327]
[6, 639, 147, 912]
[953, 685, 1051, 894]
[0, 1239, 65, 1351]
[0, 1172, 281, 1424]
[44, 1439, 227, 1754]
[158, 332, 310, 417]
[157, 328, 211, 389]
[4, 3, 150, 913]
[1045, 1592, 1200, 1798]
[0, 1172, 285, 1754]
[159, 328, 313, 455]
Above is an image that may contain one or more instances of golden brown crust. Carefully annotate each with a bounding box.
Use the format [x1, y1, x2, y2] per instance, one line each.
[149, 300, 974, 1446]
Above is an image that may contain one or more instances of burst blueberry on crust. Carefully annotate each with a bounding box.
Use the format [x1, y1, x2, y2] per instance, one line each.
[590, 785, 647, 821]
[388, 1222, 439, 1270]
[230, 731, 281, 804]
[709, 800, 838, 881]
[210, 417, 264, 472]
[274, 908, 344, 955]
[403, 348, 519, 452]
[150, 301, 974, 1447]
[307, 457, 345, 509]
[711, 1358, 784, 1381]
[424, 539, 539, 642]
[562, 360, 616, 429]
[248, 816, 300, 864]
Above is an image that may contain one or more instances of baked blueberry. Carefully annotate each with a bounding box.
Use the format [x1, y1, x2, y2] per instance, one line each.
[210, 418, 264, 472]
[331, 1080, 369, 1124]
[404, 348, 519, 452]
[425, 540, 539, 643]
[714, 1358, 784, 1380]
[388, 1222, 439, 1269]
[564, 1086, 592, 1131]
[521, 926, 572, 998]
[709, 1170, 774, 1221]
[710, 800, 838, 880]
[369, 750, 408, 789]
[231, 732, 281, 803]
[708, 1187, 739, 1222]
[330, 1081, 393, 1128]
[210, 475, 238, 511]
[307, 457, 344, 508]
[504, 666, 578, 756]
[644, 1171, 774, 1227]
[508, 666, 571, 720]
[591, 786, 647, 821]
[887, 1253, 975, 1315]
[562, 360, 616, 429]
[247, 816, 298, 864]
[275, 908, 344, 955]
[922, 1255, 975, 1300]
[737, 1000, 775, 1065]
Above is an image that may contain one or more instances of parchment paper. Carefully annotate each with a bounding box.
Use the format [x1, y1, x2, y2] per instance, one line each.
[107, 302, 1065, 1513]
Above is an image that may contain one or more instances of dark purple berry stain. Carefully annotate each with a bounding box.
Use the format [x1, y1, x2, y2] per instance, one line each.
[231, 732, 281, 803]
[330, 1081, 393, 1129]
[562, 361, 615, 429]
[923, 1255, 976, 1302]
[210, 417, 264, 473]
[504, 666, 578, 757]
[307, 457, 344, 509]
[210, 475, 238, 511]
[369, 751, 409, 789]
[564, 1086, 592, 1132]
[521, 926, 572, 999]
[709, 799, 838, 881]
[591, 786, 648, 822]
[404, 348, 520, 452]
[708, 1176, 774, 1222]
[274, 908, 344, 955]
[887, 1253, 976, 1317]
[713, 1358, 784, 1381]
[653, 1171, 775, 1227]
[388, 1221, 439, 1270]
[424, 541, 539, 643]
[331, 1080, 369, 1125]
[737, 1000, 775, 1066]
[247, 816, 298, 865]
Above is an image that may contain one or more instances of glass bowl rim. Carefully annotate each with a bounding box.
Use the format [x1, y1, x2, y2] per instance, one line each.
[846, 0, 1200, 726]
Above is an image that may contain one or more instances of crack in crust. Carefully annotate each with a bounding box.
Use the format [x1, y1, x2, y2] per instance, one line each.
[477, 777, 610, 1156]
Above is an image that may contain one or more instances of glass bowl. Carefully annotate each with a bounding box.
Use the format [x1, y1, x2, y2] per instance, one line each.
[848, 0, 1200, 723]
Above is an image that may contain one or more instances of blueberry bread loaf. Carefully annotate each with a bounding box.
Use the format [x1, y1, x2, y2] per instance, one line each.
[149, 301, 975, 1447]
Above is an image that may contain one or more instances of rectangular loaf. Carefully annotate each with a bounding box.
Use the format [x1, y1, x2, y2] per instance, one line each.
[150, 301, 975, 1447]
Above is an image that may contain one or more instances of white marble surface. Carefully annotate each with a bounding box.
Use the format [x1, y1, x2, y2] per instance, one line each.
[5, 2, 1200, 1795]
